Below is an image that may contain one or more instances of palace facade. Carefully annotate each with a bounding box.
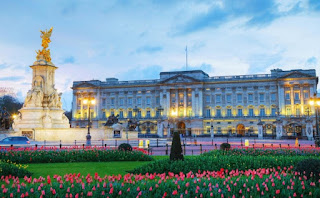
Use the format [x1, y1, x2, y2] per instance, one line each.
[71, 69, 318, 138]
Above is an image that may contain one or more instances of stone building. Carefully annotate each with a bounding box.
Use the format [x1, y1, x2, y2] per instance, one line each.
[71, 69, 318, 138]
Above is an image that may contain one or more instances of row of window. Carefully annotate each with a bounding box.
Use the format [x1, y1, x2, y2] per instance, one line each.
[285, 91, 309, 100]
[205, 108, 276, 117]
[205, 93, 277, 104]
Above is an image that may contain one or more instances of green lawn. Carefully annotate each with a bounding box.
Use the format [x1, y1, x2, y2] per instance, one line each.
[27, 161, 150, 178]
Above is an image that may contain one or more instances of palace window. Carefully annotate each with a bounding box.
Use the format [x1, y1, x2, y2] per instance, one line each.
[237, 108, 243, 116]
[206, 95, 210, 103]
[119, 111, 123, 118]
[296, 108, 301, 116]
[119, 98, 124, 105]
[102, 98, 106, 106]
[294, 92, 300, 100]
[216, 109, 222, 117]
[128, 111, 132, 118]
[237, 94, 242, 103]
[286, 107, 291, 116]
[111, 98, 115, 105]
[156, 110, 160, 118]
[285, 92, 290, 100]
[304, 92, 309, 99]
[249, 108, 254, 117]
[248, 94, 253, 102]
[217, 127, 222, 133]
[188, 110, 192, 117]
[102, 111, 106, 118]
[138, 110, 142, 118]
[259, 93, 265, 102]
[110, 111, 114, 116]
[216, 95, 221, 103]
[206, 109, 211, 118]
[226, 95, 231, 103]
[146, 111, 151, 118]
[156, 97, 160, 105]
[227, 109, 232, 117]
[137, 97, 141, 105]
[260, 108, 266, 116]
[128, 98, 132, 105]
[271, 93, 276, 102]
[271, 108, 277, 116]
[146, 97, 151, 105]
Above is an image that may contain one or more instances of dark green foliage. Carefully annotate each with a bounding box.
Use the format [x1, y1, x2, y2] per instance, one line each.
[315, 139, 320, 148]
[170, 131, 184, 161]
[118, 143, 133, 151]
[220, 143, 231, 150]
[295, 158, 320, 179]
[0, 149, 153, 164]
[130, 153, 320, 174]
[0, 161, 32, 177]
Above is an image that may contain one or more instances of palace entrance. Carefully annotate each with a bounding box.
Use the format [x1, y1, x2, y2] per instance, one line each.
[177, 121, 186, 135]
[237, 124, 245, 136]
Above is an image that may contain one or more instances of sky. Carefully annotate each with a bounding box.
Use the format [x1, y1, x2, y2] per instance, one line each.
[0, 0, 320, 110]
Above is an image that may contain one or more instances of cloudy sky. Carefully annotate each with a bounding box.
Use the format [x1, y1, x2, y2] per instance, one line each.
[0, 0, 319, 110]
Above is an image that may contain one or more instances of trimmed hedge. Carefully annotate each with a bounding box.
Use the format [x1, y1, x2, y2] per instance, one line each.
[0, 149, 153, 164]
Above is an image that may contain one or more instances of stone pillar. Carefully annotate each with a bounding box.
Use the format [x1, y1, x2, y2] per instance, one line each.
[290, 86, 294, 115]
[157, 121, 163, 137]
[175, 89, 178, 114]
[278, 84, 285, 115]
[300, 86, 304, 115]
[275, 119, 283, 139]
[184, 89, 187, 117]
[306, 119, 314, 140]
[72, 92, 77, 119]
[257, 121, 263, 139]
[166, 90, 170, 117]
[199, 88, 203, 118]
[192, 89, 196, 117]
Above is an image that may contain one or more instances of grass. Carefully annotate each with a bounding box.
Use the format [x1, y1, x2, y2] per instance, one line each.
[26, 161, 150, 178]
[25, 156, 195, 178]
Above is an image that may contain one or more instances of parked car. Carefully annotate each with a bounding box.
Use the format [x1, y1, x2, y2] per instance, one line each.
[0, 136, 30, 145]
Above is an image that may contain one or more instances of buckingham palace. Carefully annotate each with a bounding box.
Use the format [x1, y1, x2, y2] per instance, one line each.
[71, 68, 318, 138]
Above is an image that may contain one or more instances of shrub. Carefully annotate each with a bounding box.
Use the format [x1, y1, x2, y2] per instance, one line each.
[170, 131, 184, 161]
[295, 158, 320, 179]
[220, 143, 231, 150]
[0, 149, 153, 163]
[0, 160, 32, 177]
[315, 139, 320, 148]
[118, 143, 133, 151]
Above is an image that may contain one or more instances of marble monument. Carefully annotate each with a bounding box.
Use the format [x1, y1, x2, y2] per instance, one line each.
[13, 27, 70, 132]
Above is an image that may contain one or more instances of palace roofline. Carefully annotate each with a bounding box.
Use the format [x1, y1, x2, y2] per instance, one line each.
[72, 68, 317, 88]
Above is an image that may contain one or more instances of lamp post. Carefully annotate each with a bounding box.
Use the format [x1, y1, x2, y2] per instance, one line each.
[83, 98, 95, 146]
[309, 94, 320, 136]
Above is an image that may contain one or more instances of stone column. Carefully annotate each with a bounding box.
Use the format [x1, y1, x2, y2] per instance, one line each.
[199, 88, 203, 118]
[257, 121, 263, 139]
[278, 84, 285, 115]
[175, 89, 178, 115]
[184, 89, 187, 117]
[72, 92, 77, 120]
[157, 121, 163, 137]
[275, 119, 283, 139]
[300, 86, 304, 115]
[166, 90, 170, 117]
[306, 119, 314, 140]
[192, 89, 196, 117]
[290, 86, 294, 115]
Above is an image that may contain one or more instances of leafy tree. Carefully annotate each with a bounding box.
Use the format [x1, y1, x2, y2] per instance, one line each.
[170, 131, 184, 161]
[0, 95, 23, 115]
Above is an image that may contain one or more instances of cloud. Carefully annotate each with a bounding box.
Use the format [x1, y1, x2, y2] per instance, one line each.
[63, 56, 75, 64]
[0, 76, 24, 81]
[306, 56, 317, 66]
[135, 45, 163, 54]
[174, 0, 303, 35]
[0, 63, 9, 70]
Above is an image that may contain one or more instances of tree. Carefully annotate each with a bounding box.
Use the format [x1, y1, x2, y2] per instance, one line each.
[170, 131, 184, 161]
[0, 95, 23, 115]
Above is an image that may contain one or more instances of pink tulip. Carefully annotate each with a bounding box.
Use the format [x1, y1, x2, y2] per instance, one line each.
[172, 190, 178, 195]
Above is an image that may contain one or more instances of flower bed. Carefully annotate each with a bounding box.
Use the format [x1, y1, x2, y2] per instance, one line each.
[0, 160, 32, 177]
[203, 148, 320, 157]
[0, 147, 153, 164]
[1, 167, 320, 197]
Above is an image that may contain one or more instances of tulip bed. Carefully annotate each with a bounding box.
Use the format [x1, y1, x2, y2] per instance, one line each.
[1, 166, 320, 197]
[203, 148, 320, 157]
[0, 147, 153, 164]
[0, 160, 31, 177]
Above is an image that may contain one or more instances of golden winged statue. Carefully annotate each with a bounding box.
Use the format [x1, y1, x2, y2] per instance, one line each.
[36, 27, 53, 63]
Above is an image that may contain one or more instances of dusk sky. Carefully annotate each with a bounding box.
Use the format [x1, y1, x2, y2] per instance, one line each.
[0, 0, 319, 110]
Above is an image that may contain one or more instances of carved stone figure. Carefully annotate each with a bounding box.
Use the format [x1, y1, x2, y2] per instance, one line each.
[105, 114, 119, 126]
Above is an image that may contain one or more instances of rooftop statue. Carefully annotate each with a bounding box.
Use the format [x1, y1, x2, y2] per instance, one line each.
[35, 27, 53, 63]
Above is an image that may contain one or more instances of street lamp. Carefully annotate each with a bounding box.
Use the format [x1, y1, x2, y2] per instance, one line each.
[83, 98, 95, 146]
[309, 95, 320, 136]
